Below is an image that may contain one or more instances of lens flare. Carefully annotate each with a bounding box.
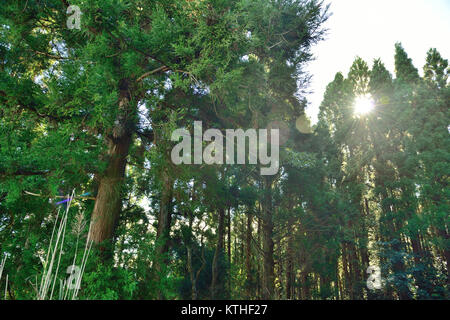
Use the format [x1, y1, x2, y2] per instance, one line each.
[354, 96, 375, 115]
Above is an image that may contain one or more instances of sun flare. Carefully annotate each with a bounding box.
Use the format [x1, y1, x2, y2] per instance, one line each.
[354, 95, 375, 115]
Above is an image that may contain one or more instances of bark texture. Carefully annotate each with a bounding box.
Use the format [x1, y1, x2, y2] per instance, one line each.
[89, 79, 133, 249]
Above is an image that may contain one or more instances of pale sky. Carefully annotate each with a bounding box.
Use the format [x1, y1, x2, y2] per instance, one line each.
[305, 0, 450, 124]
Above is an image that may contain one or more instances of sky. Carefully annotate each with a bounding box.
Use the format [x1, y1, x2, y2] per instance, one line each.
[305, 0, 450, 124]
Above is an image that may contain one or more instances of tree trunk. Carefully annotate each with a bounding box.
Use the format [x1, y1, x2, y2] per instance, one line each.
[342, 243, 352, 299]
[245, 211, 253, 299]
[348, 239, 362, 299]
[286, 227, 294, 300]
[211, 207, 225, 299]
[155, 168, 174, 260]
[262, 177, 274, 299]
[154, 167, 174, 299]
[227, 207, 231, 263]
[187, 245, 197, 300]
[88, 80, 133, 252]
[256, 215, 262, 298]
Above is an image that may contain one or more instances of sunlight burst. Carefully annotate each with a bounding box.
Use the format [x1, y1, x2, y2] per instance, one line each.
[354, 95, 375, 115]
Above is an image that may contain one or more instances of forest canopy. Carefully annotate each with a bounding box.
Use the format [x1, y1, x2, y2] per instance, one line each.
[0, 0, 448, 300]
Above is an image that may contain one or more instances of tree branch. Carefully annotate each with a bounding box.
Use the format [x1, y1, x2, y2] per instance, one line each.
[0, 169, 50, 177]
[136, 65, 170, 82]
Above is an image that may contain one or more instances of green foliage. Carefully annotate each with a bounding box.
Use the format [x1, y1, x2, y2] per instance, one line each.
[80, 260, 137, 300]
[0, 1, 447, 301]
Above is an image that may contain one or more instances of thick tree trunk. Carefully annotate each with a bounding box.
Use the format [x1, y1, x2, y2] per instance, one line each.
[88, 135, 132, 244]
[88, 80, 133, 250]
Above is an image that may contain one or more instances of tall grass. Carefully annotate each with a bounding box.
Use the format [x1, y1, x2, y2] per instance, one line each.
[0, 255, 6, 281]
[0, 254, 7, 299]
[37, 190, 93, 300]
[1, 190, 93, 300]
